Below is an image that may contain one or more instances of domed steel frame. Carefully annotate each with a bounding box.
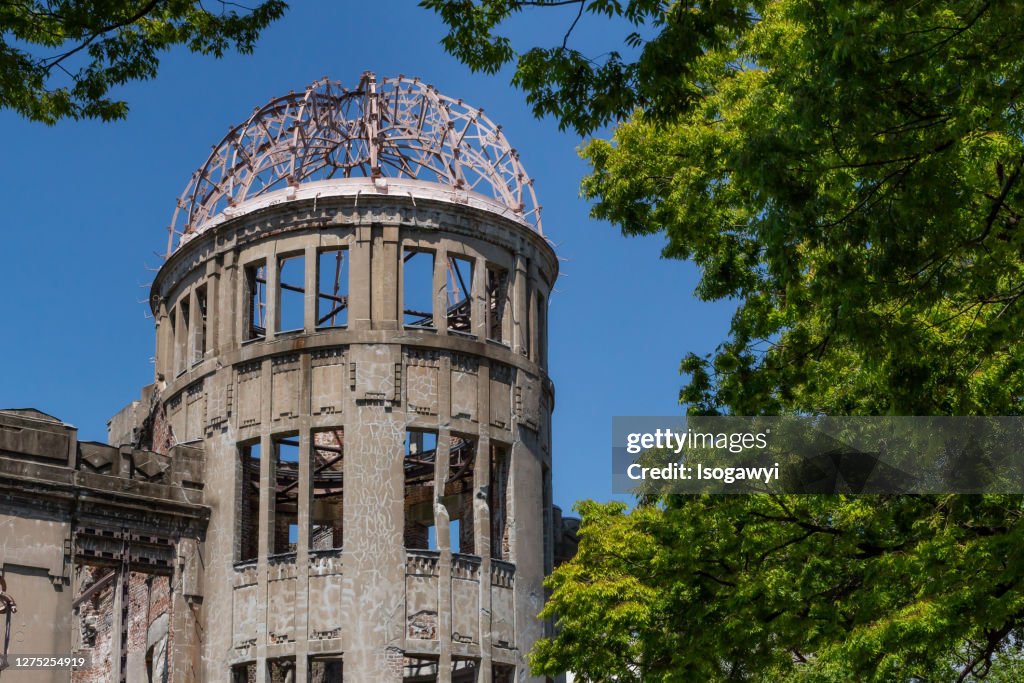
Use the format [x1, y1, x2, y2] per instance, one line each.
[168, 72, 543, 255]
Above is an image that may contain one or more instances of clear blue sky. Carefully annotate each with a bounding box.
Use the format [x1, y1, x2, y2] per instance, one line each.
[0, 2, 733, 513]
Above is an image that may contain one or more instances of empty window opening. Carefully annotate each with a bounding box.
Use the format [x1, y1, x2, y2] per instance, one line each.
[278, 254, 305, 333]
[521, 281, 532, 358]
[403, 655, 439, 682]
[237, 442, 261, 562]
[231, 662, 256, 683]
[492, 664, 515, 683]
[244, 262, 267, 341]
[449, 519, 461, 553]
[445, 436, 476, 555]
[309, 655, 343, 682]
[193, 285, 208, 365]
[269, 657, 296, 683]
[175, 300, 190, 376]
[273, 437, 300, 555]
[403, 249, 435, 328]
[168, 306, 177, 375]
[452, 657, 480, 683]
[537, 293, 547, 367]
[311, 430, 344, 550]
[404, 430, 438, 549]
[486, 266, 508, 343]
[489, 444, 511, 561]
[317, 248, 349, 328]
[446, 256, 474, 335]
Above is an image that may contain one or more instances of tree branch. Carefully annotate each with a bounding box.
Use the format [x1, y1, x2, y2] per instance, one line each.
[40, 0, 163, 75]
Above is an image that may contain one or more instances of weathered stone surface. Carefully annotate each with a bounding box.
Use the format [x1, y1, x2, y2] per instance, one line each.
[311, 348, 347, 416]
[236, 361, 262, 428]
[1, 178, 563, 682]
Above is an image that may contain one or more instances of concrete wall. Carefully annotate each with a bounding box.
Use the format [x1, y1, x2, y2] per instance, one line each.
[0, 409, 209, 683]
[150, 179, 557, 682]
[0, 514, 73, 683]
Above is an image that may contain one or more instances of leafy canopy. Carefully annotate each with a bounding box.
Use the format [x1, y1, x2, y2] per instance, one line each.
[537, 495, 1024, 682]
[427, 0, 1024, 416]
[426, 1, 1024, 680]
[0, 0, 287, 124]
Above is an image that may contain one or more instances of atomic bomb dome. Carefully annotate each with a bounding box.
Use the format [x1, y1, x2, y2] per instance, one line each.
[0, 71, 570, 683]
[168, 72, 543, 254]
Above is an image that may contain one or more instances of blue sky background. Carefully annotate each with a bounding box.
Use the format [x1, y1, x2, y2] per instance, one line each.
[0, 2, 733, 513]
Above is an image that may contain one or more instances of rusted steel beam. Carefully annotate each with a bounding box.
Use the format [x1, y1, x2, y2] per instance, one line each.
[168, 73, 543, 255]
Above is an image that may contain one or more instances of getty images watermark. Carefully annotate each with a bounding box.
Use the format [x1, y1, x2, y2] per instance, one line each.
[625, 427, 778, 485]
[613, 416, 1024, 494]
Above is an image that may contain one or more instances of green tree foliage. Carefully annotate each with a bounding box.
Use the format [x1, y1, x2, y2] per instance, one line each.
[538, 496, 1024, 682]
[0, 0, 287, 123]
[426, 1, 1024, 679]
[426, 0, 1024, 416]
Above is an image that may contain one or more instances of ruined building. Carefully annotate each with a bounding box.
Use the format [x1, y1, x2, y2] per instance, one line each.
[0, 73, 573, 682]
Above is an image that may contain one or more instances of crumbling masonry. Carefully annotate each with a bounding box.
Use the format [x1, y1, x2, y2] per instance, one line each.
[0, 73, 578, 682]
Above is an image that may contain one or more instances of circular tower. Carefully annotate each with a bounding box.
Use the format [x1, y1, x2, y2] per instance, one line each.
[149, 73, 556, 682]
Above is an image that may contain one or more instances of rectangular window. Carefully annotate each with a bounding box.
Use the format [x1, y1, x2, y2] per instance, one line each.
[445, 436, 476, 555]
[231, 662, 255, 683]
[403, 656, 439, 682]
[268, 658, 296, 683]
[311, 429, 344, 550]
[486, 265, 508, 343]
[446, 255, 474, 335]
[168, 306, 177, 376]
[404, 429, 438, 549]
[522, 280, 532, 358]
[450, 519, 461, 554]
[317, 248, 349, 328]
[309, 655, 343, 682]
[193, 285, 208, 365]
[273, 436, 300, 555]
[489, 444, 511, 561]
[452, 657, 480, 682]
[244, 262, 267, 341]
[403, 249, 435, 328]
[175, 300, 190, 376]
[537, 292, 547, 368]
[237, 442, 261, 563]
[277, 254, 305, 333]
[492, 664, 515, 683]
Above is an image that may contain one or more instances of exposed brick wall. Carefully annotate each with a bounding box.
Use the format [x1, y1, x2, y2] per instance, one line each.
[74, 567, 115, 683]
[404, 521, 431, 550]
[126, 573, 147, 659]
[73, 568, 176, 682]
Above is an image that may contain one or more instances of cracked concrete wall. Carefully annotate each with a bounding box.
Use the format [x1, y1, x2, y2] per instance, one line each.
[149, 186, 557, 682]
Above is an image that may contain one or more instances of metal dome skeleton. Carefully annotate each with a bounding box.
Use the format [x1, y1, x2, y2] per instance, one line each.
[168, 72, 543, 255]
